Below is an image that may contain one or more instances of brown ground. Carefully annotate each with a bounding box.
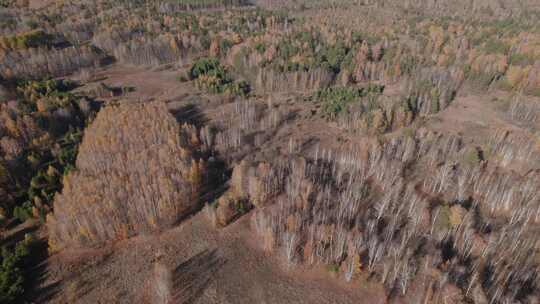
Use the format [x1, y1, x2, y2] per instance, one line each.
[37, 211, 386, 304]
[28, 0, 56, 9]
[91, 65, 191, 102]
[426, 92, 520, 140]
[28, 63, 538, 303]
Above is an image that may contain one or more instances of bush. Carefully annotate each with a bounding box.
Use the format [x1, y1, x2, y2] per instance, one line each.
[13, 202, 33, 223]
[321, 41, 348, 73]
[316, 85, 384, 119]
[327, 263, 340, 273]
[224, 80, 250, 97]
[508, 53, 536, 67]
[483, 38, 510, 55]
[190, 58, 226, 80]
[177, 74, 189, 82]
[189, 58, 250, 97]
[219, 38, 233, 55]
[0, 30, 53, 51]
[525, 86, 540, 97]
[0, 0, 11, 8]
[254, 42, 266, 54]
[0, 85, 9, 101]
[0, 241, 30, 303]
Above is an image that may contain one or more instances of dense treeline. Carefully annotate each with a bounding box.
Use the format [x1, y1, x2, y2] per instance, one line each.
[0, 79, 99, 223]
[47, 102, 206, 249]
[237, 129, 540, 303]
[0, 78, 94, 301]
[6, 0, 537, 97]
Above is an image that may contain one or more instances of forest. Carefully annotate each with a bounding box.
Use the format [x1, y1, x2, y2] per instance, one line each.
[0, 0, 539, 303]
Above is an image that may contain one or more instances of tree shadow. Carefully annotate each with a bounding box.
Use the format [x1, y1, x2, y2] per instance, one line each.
[171, 248, 226, 304]
[0, 223, 39, 248]
[170, 103, 209, 128]
[23, 238, 61, 303]
[169, 103, 232, 223]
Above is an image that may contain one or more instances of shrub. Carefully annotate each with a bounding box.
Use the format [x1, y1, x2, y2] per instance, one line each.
[0, 241, 30, 303]
[525, 86, 540, 97]
[321, 41, 348, 73]
[483, 38, 510, 55]
[0, 30, 53, 51]
[0, 84, 10, 101]
[177, 74, 189, 82]
[327, 263, 340, 273]
[219, 38, 233, 55]
[189, 58, 250, 96]
[190, 58, 226, 80]
[224, 80, 250, 97]
[434, 204, 452, 232]
[254, 42, 266, 54]
[316, 84, 384, 119]
[12, 202, 32, 223]
[508, 53, 536, 67]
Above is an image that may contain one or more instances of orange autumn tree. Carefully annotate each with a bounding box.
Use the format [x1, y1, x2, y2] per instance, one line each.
[47, 101, 205, 250]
